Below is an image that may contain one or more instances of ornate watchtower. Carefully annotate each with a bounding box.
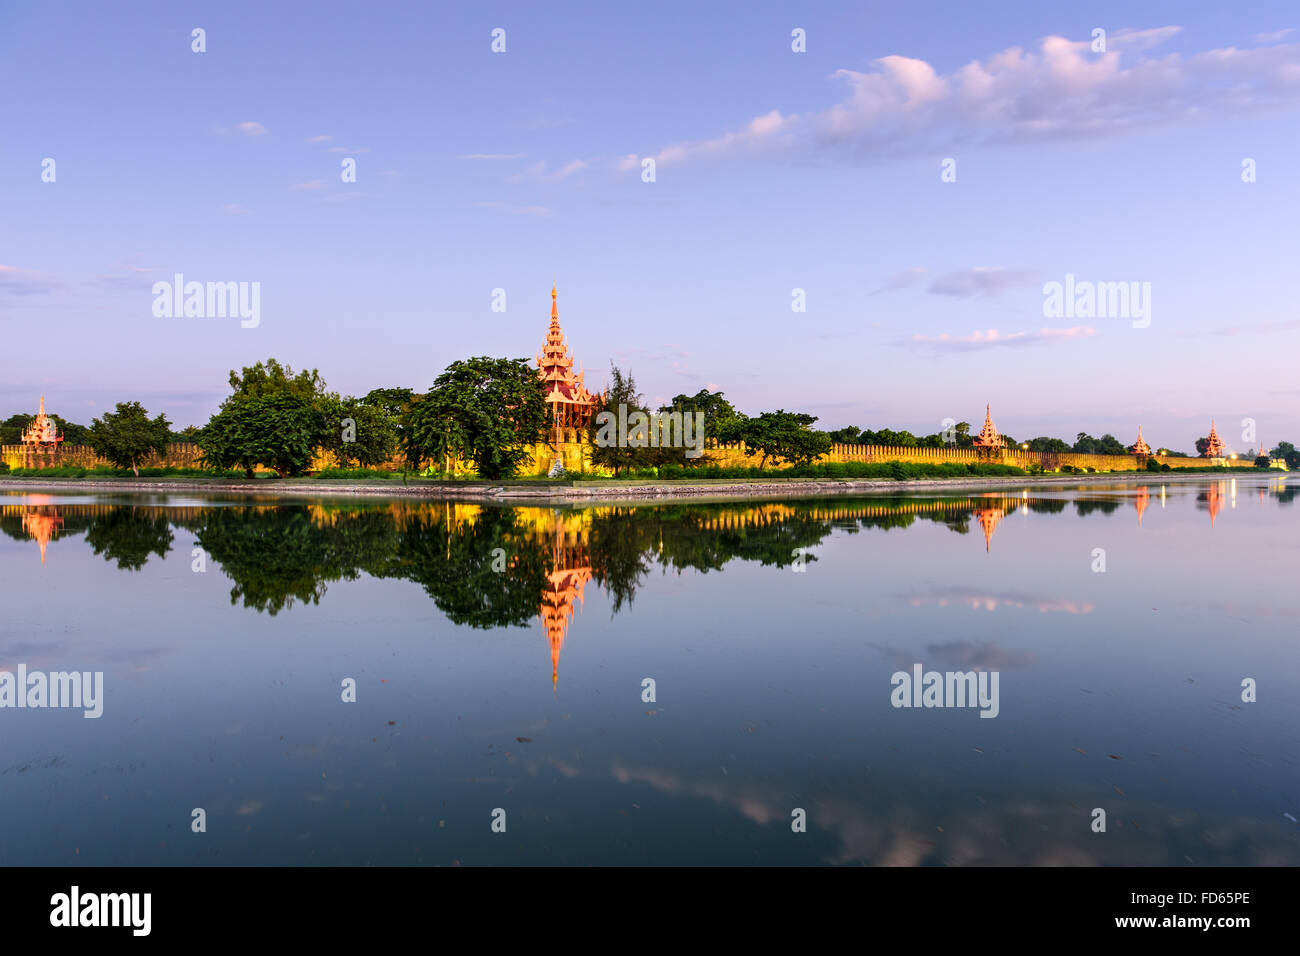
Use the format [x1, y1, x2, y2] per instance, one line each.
[536, 284, 598, 470]
[972, 403, 1004, 461]
[20, 396, 63, 469]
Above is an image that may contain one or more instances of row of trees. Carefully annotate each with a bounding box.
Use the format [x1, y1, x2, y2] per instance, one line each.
[589, 368, 830, 475]
[823, 423, 1292, 461]
[10, 358, 1298, 478]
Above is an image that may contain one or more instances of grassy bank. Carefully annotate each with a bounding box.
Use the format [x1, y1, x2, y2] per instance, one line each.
[0, 464, 246, 479]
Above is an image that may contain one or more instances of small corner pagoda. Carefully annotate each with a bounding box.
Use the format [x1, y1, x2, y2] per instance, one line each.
[1204, 420, 1225, 459]
[973, 403, 1004, 458]
[20, 396, 63, 468]
[536, 284, 598, 464]
[1131, 426, 1151, 457]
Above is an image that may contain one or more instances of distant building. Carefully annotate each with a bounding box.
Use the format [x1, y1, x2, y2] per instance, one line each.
[21, 396, 61, 446]
[973, 404, 1003, 453]
[1204, 420, 1225, 459]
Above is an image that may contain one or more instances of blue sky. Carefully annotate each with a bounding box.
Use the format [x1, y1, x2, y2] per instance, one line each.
[2, 0, 1297, 453]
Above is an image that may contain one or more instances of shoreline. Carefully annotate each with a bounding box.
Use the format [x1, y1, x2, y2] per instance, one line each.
[0, 470, 1274, 505]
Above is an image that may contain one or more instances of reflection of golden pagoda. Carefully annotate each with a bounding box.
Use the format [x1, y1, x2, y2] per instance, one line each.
[971, 499, 1005, 552]
[1205, 420, 1225, 459]
[20, 503, 64, 564]
[1135, 486, 1149, 526]
[536, 284, 599, 465]
[973, 403, 1003, 456]
[537, 511, 593, 687]
[1131, 426, 1151, 457]
[1206, 482, 1224, 528]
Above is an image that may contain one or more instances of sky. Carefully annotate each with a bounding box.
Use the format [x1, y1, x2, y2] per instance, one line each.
[1, 0, 1298, 454]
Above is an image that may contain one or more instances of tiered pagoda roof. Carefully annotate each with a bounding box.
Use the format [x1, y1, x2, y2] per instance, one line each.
[1131, 426, 1151, 456]
[973, 403, 1003, 449]
[1205, 420, 1225, 458]
[536, 284, 597, 413]
[21, 396, 61, 446]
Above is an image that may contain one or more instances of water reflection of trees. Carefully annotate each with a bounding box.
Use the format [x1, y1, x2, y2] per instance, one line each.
[85, 509, 174, 570]
[176, 496, 1045, 619]
[388, 506, 551, 627]
[0, 506, 172, 570]
[190, 507, 397, 615]
[12, 486, 1282, 619]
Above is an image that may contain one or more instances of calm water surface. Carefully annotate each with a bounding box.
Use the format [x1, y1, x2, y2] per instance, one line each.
[1, 476, 1296, 865]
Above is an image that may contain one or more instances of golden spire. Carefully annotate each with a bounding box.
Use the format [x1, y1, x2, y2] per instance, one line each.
[551, 281, 558, 323]
[1206, 419, 1225, 457]
[974, 403, 1003, 449]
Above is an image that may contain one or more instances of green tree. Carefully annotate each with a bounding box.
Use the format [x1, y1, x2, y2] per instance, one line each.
[199, 393, 324, 477]
[227, 358, 325, 402]
[658, 389, 744, 443]
[361, 387, 415, 420]
[827, 425, 863, 445]
[53, 416, 91, 446]
[403, 356, 546, 479]
[1027, 436, 1070, 453]
[0, 414, 32, 445]
[88, 401, 172, 476]
[589, 365, 654, 476]
[1096, 433, 1128, 455]
[733, 410, 831, 470]
[319, 396, 399, 468]
[199, 358, 334, 477]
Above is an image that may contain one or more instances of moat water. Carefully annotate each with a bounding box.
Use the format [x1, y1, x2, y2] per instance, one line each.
[1, 476, 1296, 865]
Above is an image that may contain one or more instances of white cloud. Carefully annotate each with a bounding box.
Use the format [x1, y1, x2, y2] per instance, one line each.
[508, 159, 590, 183]
[461, 152, 527, 160]
[906, 326, 1096, 352]
[235, 121, 268, 136]
[291, 180, 327, 191]
[872, 266, 927, 295]
[0, 265, 59, 295]
[928, 267, 1040, 298]
[308, 134, 334, 143]
[627, 28, 1300, 168]
[1254, 28, 1294, 44]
